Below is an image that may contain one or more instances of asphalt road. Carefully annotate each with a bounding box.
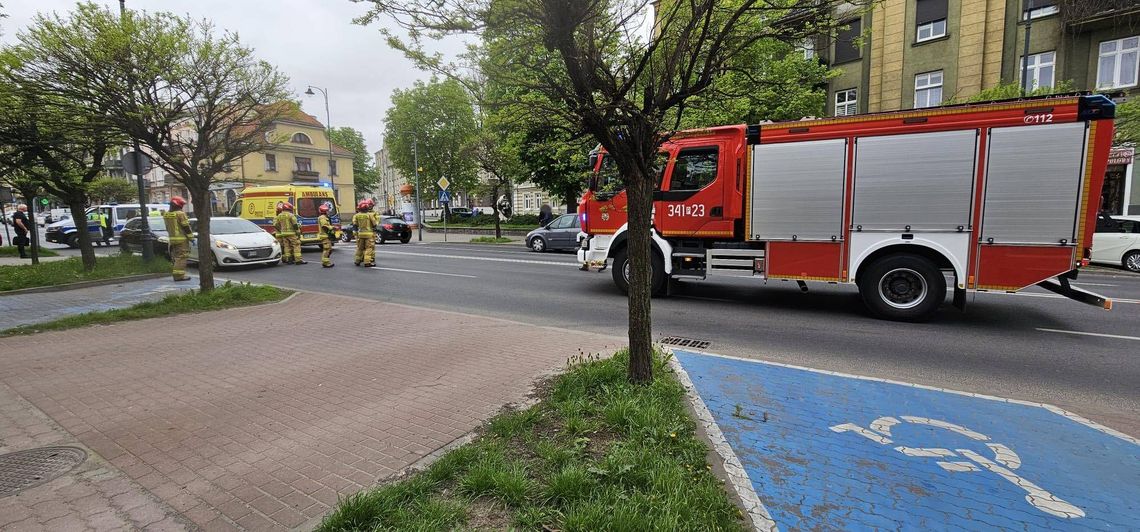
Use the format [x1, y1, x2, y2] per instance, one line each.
[200, 240, 1140, 437]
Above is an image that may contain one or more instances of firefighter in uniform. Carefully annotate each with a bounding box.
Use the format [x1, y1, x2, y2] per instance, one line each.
[274, 202, 307, 264]
[352, 200, 376, 267]
[162, 197, 194, 282]
[273, 203, 285, 254]
[317, 203, 335, 268]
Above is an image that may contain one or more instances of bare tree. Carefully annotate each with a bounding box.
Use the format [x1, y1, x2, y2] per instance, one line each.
[11, 3, 290, 291]
[357, 0, 867, 382]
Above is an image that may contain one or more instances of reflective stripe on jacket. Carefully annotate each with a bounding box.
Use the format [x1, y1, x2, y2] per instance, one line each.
[163, 211, 193, 243]
[318, 214, 334, 240]
[353, 212, 376, 236]
[274, 213, 299, 237]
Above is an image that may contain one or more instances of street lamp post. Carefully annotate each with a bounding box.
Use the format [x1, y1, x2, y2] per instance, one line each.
[120, 0, 154, 261]
[413, 138, 422, 242]
[304, 86, 336, 197]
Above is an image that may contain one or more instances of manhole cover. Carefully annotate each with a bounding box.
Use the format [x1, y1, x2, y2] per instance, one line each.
[0, 446, 87, 497]
[659, 336, 711, 349]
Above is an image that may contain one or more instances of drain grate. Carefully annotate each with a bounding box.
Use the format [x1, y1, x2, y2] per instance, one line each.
[659, 336, 711, 350]
[0, 446, 87, 497]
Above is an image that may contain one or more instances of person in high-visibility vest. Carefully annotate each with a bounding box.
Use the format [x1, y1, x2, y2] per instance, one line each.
[352, 200, 376, 267]
[162, 197, 194, 282]
[274, 202, 306, 265]
[98, 210, 112, 246]
[317, 203, 335, 268]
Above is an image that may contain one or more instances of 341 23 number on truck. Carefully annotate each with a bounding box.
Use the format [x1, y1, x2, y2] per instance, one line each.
[576, 94, 1117, 322]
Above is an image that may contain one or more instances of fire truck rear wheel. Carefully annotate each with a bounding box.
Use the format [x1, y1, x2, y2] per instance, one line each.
[611, 247, 666, 297]
[858, 254, 945, 322]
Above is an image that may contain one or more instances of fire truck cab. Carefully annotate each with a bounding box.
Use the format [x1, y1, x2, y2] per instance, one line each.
[578, 94, 1117, 321]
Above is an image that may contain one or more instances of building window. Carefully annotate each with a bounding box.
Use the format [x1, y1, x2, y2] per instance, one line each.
[1097, 36, 1139, 90]
[833, 18, 861, 64]
[265, 153, 276, 172]
[524, 193, 532, 210]
[835, 88, 858, 116]
[915, 0, 947, 42]
[1023, 1, 1059, 20]
[329, 160, 338, 177]
[798, 38, 816, 60]
[295, 157, 313, 172]
[914, 70, 944, 108]
[1020, 51, 1056, 90]
[291, 132, 312, 144]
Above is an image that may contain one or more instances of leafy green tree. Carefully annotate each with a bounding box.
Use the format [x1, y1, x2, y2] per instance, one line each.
[12, 2, 290, 292]
[359, 0, 868, 383]
[87, 175, 137, 203]
[945, 80, 1076, 104]
[383, 79, 478, 216]
[329, 127, 379, 199]
[1115, 98, 1139, 146]
[0, 45, 120, 270]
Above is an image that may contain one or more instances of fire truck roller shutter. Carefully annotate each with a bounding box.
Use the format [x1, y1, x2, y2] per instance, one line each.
[749, 138, 847, 241]
[980, 122, 1086, 245]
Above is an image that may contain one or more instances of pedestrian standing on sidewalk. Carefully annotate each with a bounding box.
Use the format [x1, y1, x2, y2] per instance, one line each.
[99, 209, 113, 246]
[318, 203, 335, 268]
[274, 202, 306, 265]
[352, 200, 376, 267]
[12, 204, 31, 259]
[162, 197, 194, 282]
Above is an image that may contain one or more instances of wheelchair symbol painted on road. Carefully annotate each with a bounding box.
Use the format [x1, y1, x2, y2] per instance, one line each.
[831, 416, 1085, 519]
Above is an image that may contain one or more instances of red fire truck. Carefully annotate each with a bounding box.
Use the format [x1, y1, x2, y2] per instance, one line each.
[576, 94, 1117, 321]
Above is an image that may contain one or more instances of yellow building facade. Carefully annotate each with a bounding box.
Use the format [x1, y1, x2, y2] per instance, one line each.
[218, 106, 356, 210]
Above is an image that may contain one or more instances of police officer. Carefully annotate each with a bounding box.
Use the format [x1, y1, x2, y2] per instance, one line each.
[99, 209, 112, 246]
[274, 202, 306, 265]
[352, 200, 376, 267]
[317, 203, 335, 268]
[162, 197, 194, 282]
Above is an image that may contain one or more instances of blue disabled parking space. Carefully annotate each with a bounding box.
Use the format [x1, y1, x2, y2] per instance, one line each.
[672, 350, 1140, 531]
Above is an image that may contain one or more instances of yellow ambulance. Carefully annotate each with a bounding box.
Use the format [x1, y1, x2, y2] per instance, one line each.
[229, 184, 341, 245]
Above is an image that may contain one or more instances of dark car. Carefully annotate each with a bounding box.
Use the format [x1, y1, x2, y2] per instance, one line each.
[525, 213, 582, 252]
[378, 216, 412, 244]
[118, 217, 170, 257]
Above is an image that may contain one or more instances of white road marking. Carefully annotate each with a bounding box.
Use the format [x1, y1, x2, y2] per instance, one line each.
[375, 249, 578, 267]
[1071, 282, 1117, 287]
[372, 267, 477, 278]
[1036, 328, 1140, 341]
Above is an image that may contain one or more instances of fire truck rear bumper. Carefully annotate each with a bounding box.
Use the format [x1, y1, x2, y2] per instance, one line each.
[1036, 275, 1112, 310]
[578, 234, 611, 271]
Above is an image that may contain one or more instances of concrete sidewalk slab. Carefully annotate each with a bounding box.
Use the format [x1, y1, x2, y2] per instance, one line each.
[0, 292, 618, 530]
[0, 277, 211, 330]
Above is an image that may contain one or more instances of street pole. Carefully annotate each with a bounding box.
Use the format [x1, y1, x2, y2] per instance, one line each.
[120, 0, 154, 261]
[305, 86, 335, 200]
[413, 138, 422, 242]
[1020, 10, 1033, 96]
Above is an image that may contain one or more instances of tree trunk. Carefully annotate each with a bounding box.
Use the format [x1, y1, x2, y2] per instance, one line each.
[190, 186, 215, 293]
[565, 187, 578, 214]
[491, 183, 502, 239]
[624, 166, 655, 384]
[23, 197, 41, 265]
[67, 200, 96, 272]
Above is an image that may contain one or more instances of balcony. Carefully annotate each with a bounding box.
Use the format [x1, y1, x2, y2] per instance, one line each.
[292, 170, 320, 180]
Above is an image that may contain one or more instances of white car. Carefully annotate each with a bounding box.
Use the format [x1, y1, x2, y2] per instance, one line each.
[1091, 214, 1140, 273]
[188, 217, 281, 268]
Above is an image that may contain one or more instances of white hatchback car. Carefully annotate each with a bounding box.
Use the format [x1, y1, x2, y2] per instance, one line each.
[188, 217, 282, 268]
[1091, 214, 1140, 273]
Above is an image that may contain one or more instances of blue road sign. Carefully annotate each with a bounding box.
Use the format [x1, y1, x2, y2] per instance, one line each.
[673, 349, 1140, 531]
[439, 190, 451, 204]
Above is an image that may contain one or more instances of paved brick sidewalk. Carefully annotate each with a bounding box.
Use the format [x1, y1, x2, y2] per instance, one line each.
[0, 292, 618, 530]
[0, 277, 206, 330]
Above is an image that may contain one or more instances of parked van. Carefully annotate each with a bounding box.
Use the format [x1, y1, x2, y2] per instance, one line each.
[44, 204, 169, 248]
[228, 184, 341, 245]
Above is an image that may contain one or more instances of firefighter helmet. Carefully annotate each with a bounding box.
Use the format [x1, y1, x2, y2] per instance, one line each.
[169, 196, 186, 209]
[319, 203, 330, 214]
[282, 202, 294, 212]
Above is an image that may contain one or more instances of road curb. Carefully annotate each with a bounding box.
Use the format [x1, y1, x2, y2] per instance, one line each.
[666, 348, 778, 532]
[0, 273, 168, 297]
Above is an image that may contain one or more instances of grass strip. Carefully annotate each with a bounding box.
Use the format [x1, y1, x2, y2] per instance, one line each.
[317, 350, 746, 532]
[468, 237, 516, 244]
[0, 253, 169, 292]
[0, 282, 289, 337]
[0, 246, 59, 257]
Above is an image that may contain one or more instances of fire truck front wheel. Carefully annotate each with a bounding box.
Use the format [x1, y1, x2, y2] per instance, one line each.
[611, 247, 666, 297]
[858, 254, 945, 322]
